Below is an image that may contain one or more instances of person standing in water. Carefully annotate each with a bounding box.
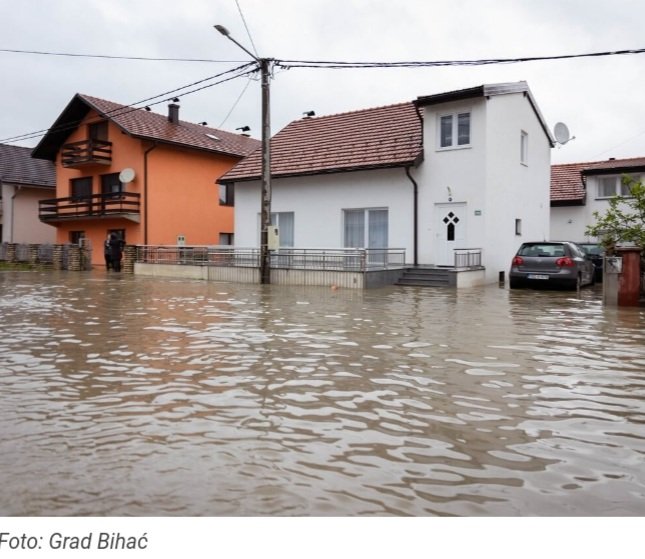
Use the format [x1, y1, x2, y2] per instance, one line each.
[109, 233, 125, 272]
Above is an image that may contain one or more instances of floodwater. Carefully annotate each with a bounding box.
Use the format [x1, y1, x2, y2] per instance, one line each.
[0, 270, 643, 516]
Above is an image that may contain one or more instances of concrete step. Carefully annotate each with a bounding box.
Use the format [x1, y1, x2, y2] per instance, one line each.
[395, 267, 455, 287]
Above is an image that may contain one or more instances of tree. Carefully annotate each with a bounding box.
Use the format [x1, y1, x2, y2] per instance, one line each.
[585, 175, 645, 252]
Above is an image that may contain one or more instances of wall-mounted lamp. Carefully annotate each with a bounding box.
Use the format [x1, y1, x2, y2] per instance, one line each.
[447, 186, 453, 202]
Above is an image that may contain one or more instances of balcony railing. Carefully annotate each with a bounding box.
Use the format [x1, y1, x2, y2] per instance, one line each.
[39, 192, 140, 222]
[61, 139, 112, 168]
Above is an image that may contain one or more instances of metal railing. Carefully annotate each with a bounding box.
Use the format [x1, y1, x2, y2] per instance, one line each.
[454, 248, 482, 268]
[136, 246, 406, 272]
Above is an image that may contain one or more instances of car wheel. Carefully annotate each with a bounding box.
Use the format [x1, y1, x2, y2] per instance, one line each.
[509, 278, 521, 289]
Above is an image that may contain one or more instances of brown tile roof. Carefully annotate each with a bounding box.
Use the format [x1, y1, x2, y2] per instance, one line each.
[32, 94, 261, 162]
[0, 143, 55, 188]
[551, 156, 645, 205]
[219, 102, 423, 183]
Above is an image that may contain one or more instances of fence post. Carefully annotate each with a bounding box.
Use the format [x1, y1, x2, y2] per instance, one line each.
[68, 245, 81, 271]
[29, 244, 39, 266]
[52, 244, 64, 270]
[123, 245, 136, 274]
[7, 243, 17, 263]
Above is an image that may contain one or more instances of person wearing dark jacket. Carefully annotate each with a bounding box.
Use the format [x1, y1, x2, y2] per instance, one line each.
[104, 234, 112, 270]
[109, 233, 125, 272]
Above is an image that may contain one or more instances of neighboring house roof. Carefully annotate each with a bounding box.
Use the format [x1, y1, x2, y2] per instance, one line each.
[0, 143, 55, 188]
[416, 81, 556, 147]
[219, 101, 423, 183]
[551, 156, 645, 206]
[32, 94, 261, 162]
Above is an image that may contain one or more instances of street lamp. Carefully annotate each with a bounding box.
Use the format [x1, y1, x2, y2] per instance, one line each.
[214, 24, 273, 284]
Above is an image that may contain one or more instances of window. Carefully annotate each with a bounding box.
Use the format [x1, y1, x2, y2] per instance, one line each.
[89, 121, 108, 141]
[439, 111, 471, 149]
[101, 173, 122, 197]
[70, 231, 85, 245]
[219, 183, 234, 206]
[219, 232, 234, 245]
[267, 212, 294, 247]
[343, 208, 388, 248]
[515, 218, 522, 236]
[71, 177, 92, 200]
[520, 131, 528, 165]
[597, 175, 639, 198]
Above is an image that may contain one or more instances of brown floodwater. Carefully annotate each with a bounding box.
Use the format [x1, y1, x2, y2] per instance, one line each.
[0, 270, 643, 516]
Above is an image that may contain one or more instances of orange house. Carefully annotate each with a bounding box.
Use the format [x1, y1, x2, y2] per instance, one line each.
[32, 94, 260, 267]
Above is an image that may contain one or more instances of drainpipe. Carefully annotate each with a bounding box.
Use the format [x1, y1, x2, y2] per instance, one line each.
[405, 167, 419, 266]
[143, 142, 158, 245]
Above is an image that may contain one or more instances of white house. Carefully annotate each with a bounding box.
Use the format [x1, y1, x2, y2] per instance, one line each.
[551, 157, 645, 241]
[0, 143, 56, 244]
[220, 81, 554, 286]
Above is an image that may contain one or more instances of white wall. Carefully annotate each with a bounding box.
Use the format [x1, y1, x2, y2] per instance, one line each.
[234, 168, 415, 255]
[484, 93, 551, 281]
[415, 91, 551, 282]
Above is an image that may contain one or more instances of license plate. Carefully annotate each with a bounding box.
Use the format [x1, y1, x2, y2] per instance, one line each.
[528, 274, 549, 280]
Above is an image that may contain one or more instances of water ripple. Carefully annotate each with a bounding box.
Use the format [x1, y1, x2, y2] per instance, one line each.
[0, 271, 643, 515]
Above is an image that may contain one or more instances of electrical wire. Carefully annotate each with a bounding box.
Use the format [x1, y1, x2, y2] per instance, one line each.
[234, 0, 259, 58]
[0, 47, 244, 63]
[218, 76, 253, 128]
[0, 63, 259, 144]
[276, 47, 645, 69]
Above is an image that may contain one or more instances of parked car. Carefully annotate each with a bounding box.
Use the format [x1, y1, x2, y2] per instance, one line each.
[578, 242, 604, 283]
[509, 241, 595, 290]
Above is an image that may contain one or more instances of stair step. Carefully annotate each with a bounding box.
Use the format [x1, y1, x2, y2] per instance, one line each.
[395, 267, 456, 288]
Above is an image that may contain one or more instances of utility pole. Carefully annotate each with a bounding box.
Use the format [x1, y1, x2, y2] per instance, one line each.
[214, 25, 273, 284]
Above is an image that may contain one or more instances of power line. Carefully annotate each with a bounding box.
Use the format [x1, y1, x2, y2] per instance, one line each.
[218, 76, 254, 128]
[234, 0, 259, 57]
[0, 47, 245, 63]
[0, 63, 258, 144]
[276, 47, 645, 69]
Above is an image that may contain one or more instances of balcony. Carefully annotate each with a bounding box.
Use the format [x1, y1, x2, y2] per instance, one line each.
[39, 192, 140, 223]
[61, 139, 112, 168]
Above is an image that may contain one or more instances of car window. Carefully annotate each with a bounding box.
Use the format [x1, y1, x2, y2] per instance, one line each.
[518, 244, 566, 257]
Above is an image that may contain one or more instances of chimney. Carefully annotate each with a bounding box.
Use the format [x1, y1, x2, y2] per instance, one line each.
[168, 103, 180, 124]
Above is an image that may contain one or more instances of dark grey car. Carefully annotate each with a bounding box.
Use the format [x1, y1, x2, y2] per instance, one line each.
[509, 241, 595, 290]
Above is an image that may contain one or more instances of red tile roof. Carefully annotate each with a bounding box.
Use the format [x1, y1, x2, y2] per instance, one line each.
[33, 94, 261, 161]
[551, 156, 645, 205]
[80, 95, 261, 158]
[219, 102, 423, 183]
[0, 143, 55, 187]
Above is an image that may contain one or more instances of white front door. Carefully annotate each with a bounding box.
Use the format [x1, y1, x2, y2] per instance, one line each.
[434, 203, 466, 266]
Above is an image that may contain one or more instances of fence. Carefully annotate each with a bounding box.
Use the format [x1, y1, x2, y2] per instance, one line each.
[136, 246, 406, 272]
[453, 248, 482, 269]
[0, 243, 92, 271]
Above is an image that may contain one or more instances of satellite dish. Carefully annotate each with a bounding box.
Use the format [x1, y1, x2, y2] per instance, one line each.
[119, 168, 135, 183]
[554, 122, 571, 145]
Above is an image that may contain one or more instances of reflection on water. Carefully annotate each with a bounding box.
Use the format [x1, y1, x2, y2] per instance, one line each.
[0, 270, 643, 516]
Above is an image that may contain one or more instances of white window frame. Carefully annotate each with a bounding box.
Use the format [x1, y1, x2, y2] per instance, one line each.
[596, 174, 639, 199]
[520, 130, 528, 166]
[437, 110, 471, 150]
[343, 208, 388, 249]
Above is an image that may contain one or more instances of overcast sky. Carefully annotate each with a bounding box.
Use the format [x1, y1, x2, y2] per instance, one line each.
[1, 0, 644, 164]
